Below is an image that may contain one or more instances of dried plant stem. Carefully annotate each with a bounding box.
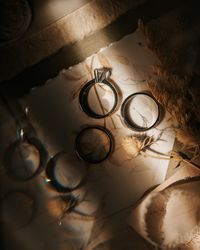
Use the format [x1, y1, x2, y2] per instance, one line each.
[89, 55, 117, 130]
[110, 116, 117, 130]
[143, 152, 200, 169]
[93, 84, 117, 130]
[94, 85, 106, 117]
[142, 153, 170, 160]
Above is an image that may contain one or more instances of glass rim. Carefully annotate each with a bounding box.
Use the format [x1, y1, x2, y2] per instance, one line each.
[121, 92, 160, 131]
[45, 152, 87, 193]
[75, 125, 114, 164]
[4, 135, 48, 181]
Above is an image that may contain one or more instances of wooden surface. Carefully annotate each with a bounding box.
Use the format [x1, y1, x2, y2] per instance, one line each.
[0, 0, 183, 95]
[0, 0, 146, 83]
[25, 0, 92, 37]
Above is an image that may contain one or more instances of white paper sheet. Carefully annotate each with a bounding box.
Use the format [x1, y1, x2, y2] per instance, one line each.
[1, 29, 175, 249]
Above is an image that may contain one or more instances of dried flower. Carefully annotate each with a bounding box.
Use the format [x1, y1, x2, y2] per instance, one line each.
[121, 134, 155, 158]
[139, 13, 200, 154]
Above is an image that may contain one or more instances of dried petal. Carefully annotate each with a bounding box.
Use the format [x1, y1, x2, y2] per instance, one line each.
[121, 136, 142, 158]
